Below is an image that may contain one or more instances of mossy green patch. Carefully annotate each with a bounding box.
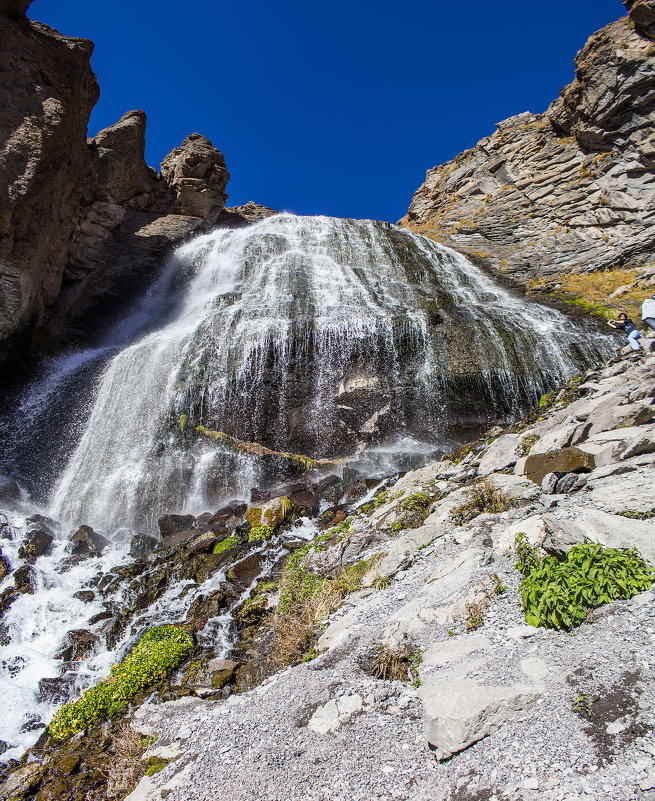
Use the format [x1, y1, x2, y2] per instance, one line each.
[213, 535, 239, 554]
[248, 525, 274, 542]
[49, 626, 192, 740]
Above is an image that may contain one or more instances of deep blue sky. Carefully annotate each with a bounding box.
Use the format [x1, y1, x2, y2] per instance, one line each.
[30, 0, 624, 222]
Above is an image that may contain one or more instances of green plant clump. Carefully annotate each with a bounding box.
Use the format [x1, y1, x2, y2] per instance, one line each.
[450, 479, 515, 526]
[145, 756, 169, 776]
[213, 535, 239, 554]
[329, 516, 353, 536]
[617, 510, 655, 520]
[248, 525, 274, 542]
[514, 533, 655, 630]
[49, 626, 192, 739]
[401, 492, 430, 513]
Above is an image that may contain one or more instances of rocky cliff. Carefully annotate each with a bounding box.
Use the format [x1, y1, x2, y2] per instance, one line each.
[0, 1, 275, 372]
[400, 1, 655, 296]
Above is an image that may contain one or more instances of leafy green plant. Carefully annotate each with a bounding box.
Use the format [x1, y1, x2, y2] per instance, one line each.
[372, 574, 392, 590]
[492, 574, 507, 595]
[49, 626, 192, 739]
[145, 757, 169, 776]
[573, 692, 599, 718]
[213, 535, 239, 554]
[514, 534, 655, 630]
[329, 516, 353, 536]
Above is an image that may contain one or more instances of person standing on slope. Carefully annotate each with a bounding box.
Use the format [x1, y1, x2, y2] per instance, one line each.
[608, 312, 642, 351]
[642, 293, 655, 334]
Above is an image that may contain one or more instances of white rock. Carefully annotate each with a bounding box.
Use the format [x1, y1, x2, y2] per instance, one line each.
[492, 515, 547, 556]
[477, 434, 523, 476]
[507, 625, 539, 639]
[421, 635, 491, 669]
[543, 508, 655, 564]
[520, 656, 549, 684]
[420, 677, 542, 760]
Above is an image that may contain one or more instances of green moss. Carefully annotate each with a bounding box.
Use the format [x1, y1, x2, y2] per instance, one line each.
[179, 414, 188, 433]
[145, 757, 169, 776]
[49, 626, 192, 740]
[329, 516, 353, 536]
[213, 535, 239, 554]
[248, 525, 274, 542]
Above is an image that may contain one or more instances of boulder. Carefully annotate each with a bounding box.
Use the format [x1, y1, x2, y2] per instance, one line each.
[0, 763, 46, 800]
[421, 635, 491, 671]
[208, 658, 238, 689]
[129, 533, 158, 558]
[477, 434, 522, 476]
[515, 446, 596, 484]
[70, 524, 110, 556]
[72, 590, 95, 603]
[157, 514, 196, 538]
[420, 676, 542, 760]
[18, 527, 54, 561]
[586, 467, 655, 513]
[38, 674, 77, 704]
[308, 694, 363, 734]
[54, 629, 99, 661]
[555, 472, 587, 493]
[13, 564, 36, 593]
[0, 553, 10, 581]
[540, 472, 559, 494]
[542, 509, 655, 564]
[245, 496, 294, 529]
[160, 133, 230, 223]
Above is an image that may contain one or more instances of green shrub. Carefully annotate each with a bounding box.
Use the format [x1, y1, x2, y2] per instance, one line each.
[248, 525, 274, 542]
[213, 535, 239, 554]
[49, 626, 192, 739]
[514, 534, 655, 630]
[401, 492, 430, 513]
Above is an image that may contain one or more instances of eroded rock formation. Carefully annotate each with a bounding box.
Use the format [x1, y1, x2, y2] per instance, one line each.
[0, 2, 245, 369]
[400, 3, 655, 288]
[0, 0, 99, 366]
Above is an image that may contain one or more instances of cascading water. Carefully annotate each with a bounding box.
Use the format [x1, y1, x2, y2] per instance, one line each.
[45, 214, 615, 533]
[0, 213, 618, 763]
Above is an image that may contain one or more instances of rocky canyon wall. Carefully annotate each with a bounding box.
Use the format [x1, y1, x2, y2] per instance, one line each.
[0, 1, 275, 373]
[400, 1, 655, 291]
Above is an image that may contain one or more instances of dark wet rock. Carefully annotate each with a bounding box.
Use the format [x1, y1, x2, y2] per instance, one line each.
[19, 715, 45, 733]
[72, 590, 95, 603]
[159, 528, 196, 551]
[276, 482, 309, 497]
[0, 554, 9, 581]
[0, 740, 7, 756]
[70, 525, 109, 556]
[25, 513, 59, 530]
[289, 490, 320, 515]
[13, 565, 36, 593]
[208, 657, 238, 689]
[0, 477, 21, 504]
[54, 629, 99, 661]
[314, 474, 342, 498]
[0, 762, 46, 800]
[556, 472, 588, 493]
[18, 527, 54, 561]
[195, 511, 214, 529]
[183, 530, 225, 556]
[342, 480, 369, 503]
[226, 552, 267, 590]
[129, 533, 158, 558]
[88, 610, 113, 625]
[157, 513, 196, 538]
[0, 586, 18, 614]
[250, 487, 271, 503]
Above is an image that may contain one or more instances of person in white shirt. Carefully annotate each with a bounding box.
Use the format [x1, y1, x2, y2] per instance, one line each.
[643, 294, 655, 333]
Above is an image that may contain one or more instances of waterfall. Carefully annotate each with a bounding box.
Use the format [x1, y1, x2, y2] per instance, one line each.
[16, 215, 614, 533]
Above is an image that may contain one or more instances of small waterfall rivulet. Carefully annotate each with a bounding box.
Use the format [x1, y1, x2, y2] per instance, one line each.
[0, 214, 618, 760]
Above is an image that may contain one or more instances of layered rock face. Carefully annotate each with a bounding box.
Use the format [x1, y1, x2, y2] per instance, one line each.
[0, 2, 238, 368]
[400, 3, 655, 288]
[0, 0, 98, 365]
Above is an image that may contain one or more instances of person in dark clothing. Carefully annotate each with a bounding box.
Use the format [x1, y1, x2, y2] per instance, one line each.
[608, 312, 642, 351]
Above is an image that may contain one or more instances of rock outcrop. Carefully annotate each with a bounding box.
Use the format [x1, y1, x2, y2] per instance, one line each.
[0, 3, 267, 371]
[0, 0, 99, 366]
[400, 3, 655, 289]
